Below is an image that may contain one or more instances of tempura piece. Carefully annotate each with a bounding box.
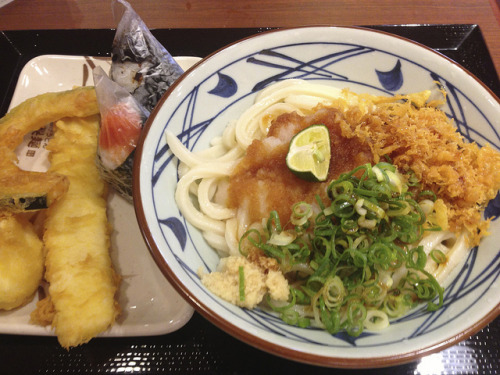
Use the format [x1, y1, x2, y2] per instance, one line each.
[0, 214, 44, 310]
[0, 87, 98, 212]
[0, 169, 69, 213]
[0, 87, 100, 311]
[30, 115, 120, 348]
[0, 87, 98, 150]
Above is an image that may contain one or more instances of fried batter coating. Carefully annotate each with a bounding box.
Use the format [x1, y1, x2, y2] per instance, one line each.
[0, 87, 98, 150]
[0, 87, 100, 312]
[0, 87, 98, 212]
[31, 115, 120, 348]
[0, 214, 44, 310]
[228, 109, 372, 227]
[0, 169, 69, 213]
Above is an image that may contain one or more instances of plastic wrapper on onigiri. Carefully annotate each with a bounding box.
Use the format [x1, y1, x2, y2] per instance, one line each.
[93, 66, 149, 202]
[110, 0, 184, 113]
[94, 0, 185, 202]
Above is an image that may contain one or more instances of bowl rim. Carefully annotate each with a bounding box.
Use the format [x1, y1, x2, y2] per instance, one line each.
[133, 25, 500, 368]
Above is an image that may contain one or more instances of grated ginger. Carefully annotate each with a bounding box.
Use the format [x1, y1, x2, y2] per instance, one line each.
[199, 255, 289, 309]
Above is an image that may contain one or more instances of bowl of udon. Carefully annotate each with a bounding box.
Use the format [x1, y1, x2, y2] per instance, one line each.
[133, 26, 500, 368]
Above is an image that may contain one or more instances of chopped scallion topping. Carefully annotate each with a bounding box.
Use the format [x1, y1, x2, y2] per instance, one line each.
[241, 161, 445, 336]
[238, 266, 245, 302]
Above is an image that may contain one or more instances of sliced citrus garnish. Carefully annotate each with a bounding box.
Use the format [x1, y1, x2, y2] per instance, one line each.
[286, 124, 331, 182]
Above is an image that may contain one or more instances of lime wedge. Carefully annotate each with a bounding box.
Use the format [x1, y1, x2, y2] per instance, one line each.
[286, 124, 331, 182]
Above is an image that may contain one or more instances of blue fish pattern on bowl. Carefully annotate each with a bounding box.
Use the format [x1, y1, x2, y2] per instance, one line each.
[375, 60, 404, 91]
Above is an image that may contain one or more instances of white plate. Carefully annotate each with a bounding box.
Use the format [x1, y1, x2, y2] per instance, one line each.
[0, 54, 201, 337]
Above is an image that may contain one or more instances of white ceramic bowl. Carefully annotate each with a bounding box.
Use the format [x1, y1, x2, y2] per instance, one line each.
[133, 26, 500, 368]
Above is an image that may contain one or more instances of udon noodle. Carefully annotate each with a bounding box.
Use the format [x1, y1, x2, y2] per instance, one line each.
[167, 79, 500, 332]
[168, 80, 367, 255]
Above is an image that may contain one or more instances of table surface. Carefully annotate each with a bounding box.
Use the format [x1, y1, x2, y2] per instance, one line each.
[0, 24, 499, 374]
[0, 2, 500, 374]
[0, 0, 500, 76]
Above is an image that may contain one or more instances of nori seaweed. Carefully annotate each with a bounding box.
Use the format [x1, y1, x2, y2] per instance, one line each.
[96, 150, 134, 203]
[110, 0, 184, 113]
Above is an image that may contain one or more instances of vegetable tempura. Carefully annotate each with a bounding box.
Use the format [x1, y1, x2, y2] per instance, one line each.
[0, 215, 44, 310]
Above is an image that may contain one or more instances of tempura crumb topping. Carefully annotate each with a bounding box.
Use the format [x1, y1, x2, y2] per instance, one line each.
[335, 93, 500, 245]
